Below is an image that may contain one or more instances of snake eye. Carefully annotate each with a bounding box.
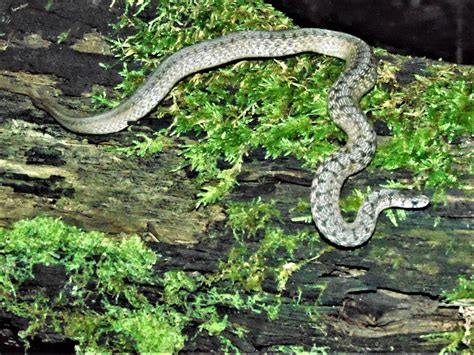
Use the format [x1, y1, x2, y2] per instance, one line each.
[410, 195, 430, 208]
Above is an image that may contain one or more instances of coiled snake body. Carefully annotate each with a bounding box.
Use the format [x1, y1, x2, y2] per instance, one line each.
[12, 29, 430, 247]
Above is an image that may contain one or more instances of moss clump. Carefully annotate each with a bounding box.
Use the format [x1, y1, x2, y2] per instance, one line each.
[0, 217, 187, 352]
[1, 212, 324, 352]
[442, 275, 474, 302]
[222, 198, 327, 295]
[367, 64, 473, 202]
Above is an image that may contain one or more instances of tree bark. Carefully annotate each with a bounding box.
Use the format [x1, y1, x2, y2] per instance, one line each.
[0, 1, 472, 353]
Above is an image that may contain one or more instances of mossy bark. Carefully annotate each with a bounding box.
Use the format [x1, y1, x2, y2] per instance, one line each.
[0, 1, 471, 352]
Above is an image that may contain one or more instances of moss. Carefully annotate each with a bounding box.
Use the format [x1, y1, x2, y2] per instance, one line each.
[366, 62, 473, 202]
[0, 218, 247, 350]
[98, 0, 347, 206]
[1, 212, 325, 351]
[269, 344, 330, 354]
[221, 198, 328, 296]
[442, 275, 474, 303]
[0, 217, 189, 352]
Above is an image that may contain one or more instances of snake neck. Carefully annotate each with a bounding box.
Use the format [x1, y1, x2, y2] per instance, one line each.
[310, 135, 379, 248]
[307, 43, 383, 248]
[310, 62, 379, 247]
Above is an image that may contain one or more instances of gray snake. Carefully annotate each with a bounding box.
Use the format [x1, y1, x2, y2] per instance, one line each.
[5, 29, 430, 247]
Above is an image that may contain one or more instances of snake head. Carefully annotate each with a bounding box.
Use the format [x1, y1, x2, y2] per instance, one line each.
[410, 194, 430, 208]
[386, 190, 430, 209]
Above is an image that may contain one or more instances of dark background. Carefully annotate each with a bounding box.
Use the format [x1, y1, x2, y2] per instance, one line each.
[1, 0, 472, 64]
[265, 0, 473, 64]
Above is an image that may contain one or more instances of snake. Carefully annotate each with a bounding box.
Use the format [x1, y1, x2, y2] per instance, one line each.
[3, 28, 429, 247]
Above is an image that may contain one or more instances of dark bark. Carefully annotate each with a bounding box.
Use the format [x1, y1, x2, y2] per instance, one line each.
[0, 1, 472, 353]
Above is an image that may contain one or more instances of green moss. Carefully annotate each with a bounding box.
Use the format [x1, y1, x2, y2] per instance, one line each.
[98, 0, 347, 206]
[422, 331, 471, 355]
[56, 31, 70, 44]
[64, 305, 187, 353]
[221, 198, 327, 296]
[0, 217, 156, 300]
[1, 213, 325, 351]
[226, 197, 282, 237]
[0, 217, 188, 352]
[269, 344, 330, 354]
[442, 275, 474, 302]
[366, 63, 473, 202]
[421, 275, 474, 353]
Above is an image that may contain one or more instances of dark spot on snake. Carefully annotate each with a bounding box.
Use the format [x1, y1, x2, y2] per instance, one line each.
[334, 159, 344, 169]
[367, 200, 376, 211]
[349, 156, 358, 164]
[318, 218, 328, 227]
[337, 104, 351, 112]
[312, 190, 328, 198]
[314, 204, 328, 213]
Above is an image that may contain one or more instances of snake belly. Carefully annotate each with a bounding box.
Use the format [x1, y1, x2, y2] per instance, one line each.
[19, 28, 430, 247]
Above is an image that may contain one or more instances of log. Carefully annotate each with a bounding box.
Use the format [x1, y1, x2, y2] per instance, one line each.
[0, 0, 472, 352]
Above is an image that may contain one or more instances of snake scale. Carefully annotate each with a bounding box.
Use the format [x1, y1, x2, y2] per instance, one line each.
[12, 29, 430, 247]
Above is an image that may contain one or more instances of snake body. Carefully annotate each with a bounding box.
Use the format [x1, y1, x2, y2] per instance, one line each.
[18, 29, 429, 247]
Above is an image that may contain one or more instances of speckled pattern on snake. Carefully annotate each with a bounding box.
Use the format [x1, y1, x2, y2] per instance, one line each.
[12, 29, 430, 247]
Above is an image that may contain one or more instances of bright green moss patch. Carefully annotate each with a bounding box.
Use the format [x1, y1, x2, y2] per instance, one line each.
[0, 217, 156, 301]
[1, 214, 325, 351]
[366, 63, 473, 202]
[269, 344, 330, 354]
[0, 217, 187, 352]
[442, 275, 474, 302]
[97, 0, 347, 206]
[222, 198, 327, 294]
[0, 217, 236, 351]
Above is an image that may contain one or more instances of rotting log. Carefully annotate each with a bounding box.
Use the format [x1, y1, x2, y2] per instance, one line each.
[0, 1, 472, 352]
